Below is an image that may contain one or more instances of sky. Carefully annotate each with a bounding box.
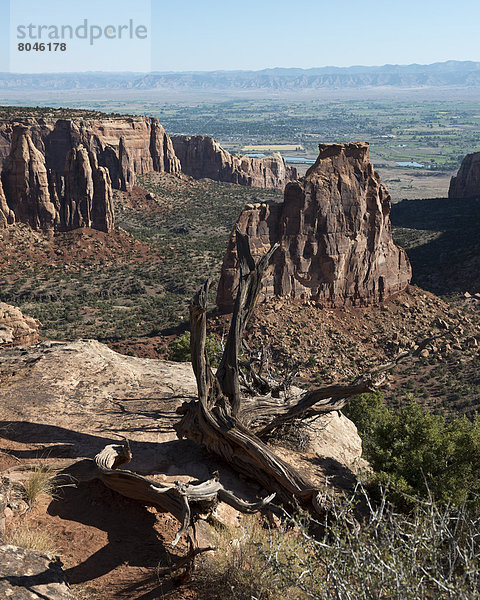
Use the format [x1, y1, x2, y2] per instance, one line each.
[0, 0, 479, 73]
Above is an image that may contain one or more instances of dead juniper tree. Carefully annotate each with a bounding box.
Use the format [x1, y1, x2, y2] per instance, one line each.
[175, 227, 437, 515]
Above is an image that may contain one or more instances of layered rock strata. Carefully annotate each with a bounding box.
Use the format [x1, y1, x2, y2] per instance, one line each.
[449, 151, 480, 199]
[1, 125, 57, 229]
[0, 116, 299, 232]
[0, 126, 114, 232]
[0, 116, 181, 192]
[63, 145, 114, 232]
[172, 135, 297, 190]
[217, 142, 411, 311]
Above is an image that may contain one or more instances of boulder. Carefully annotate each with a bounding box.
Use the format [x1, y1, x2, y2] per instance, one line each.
[0, 302, 40, 346]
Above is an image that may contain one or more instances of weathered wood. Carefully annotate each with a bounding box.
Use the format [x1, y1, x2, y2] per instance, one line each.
[91, 440, 274, 546]
[176, 231, 325, 512]
[176, 229, 438, 515]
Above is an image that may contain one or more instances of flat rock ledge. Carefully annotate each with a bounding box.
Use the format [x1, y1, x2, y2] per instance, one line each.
[0, 545, 75, 599]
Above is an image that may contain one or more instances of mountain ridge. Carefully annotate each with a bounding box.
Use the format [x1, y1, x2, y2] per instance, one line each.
[1, 61, 480, 90]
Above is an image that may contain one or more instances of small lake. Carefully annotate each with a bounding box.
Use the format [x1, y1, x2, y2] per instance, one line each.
[396, 161, 425, 168]
[284, 156, 316, 165]
[246, 153, 315, 165]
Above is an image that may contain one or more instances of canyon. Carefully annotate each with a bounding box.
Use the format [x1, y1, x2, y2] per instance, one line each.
[0, 114, 296, 233]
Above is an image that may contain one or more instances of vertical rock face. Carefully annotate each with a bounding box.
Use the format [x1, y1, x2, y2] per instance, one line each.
[0, 179, 14, 229]
[1, 125, 57, 229]
[63, 145, 114, 233]
[0, 126, 114, 232]
[172, 135, 297, 190]
[0, 117, 182, 193]
[92, 162, 114, 233]
[217, 142, 411, 311]
[449, 151, 480, 199]
[150, 119, 182, 174]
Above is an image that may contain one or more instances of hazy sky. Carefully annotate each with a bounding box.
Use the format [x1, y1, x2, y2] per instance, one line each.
[1, 0, 479, 72]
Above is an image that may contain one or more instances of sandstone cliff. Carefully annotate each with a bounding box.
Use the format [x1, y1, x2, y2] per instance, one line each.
[217, 142, 411, 311]
[0, 126, 114, 232]
[1, 125, 57, 230]
[0, 116, 181, 192]
[63, 145, 114, 233]
[172, 135, 297, 190]
[449, 151, 480, 199]
[0, 178, 14, 228]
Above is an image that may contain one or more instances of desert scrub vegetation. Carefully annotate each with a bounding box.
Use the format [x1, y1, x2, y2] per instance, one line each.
[194, 485, 480, 600]
[5, 521, 56, 553]
[344, 392, 480, 509]
[23, 464, 58, 507]
[168, 331, 221, 366]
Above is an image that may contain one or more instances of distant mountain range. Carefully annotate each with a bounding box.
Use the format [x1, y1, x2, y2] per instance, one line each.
[1, 61, 480, 91]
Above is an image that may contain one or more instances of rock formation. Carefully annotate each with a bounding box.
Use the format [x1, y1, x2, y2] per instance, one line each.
[0, 545, 76, 600]
[172, 135, 297, 190]
[0, 126, 114, 232]
[0, 339, 362, 477]
[63, 145, 114, 233]
[217, 142, 411, 311]
[0, 178, 14, 228]
[0, 302, 40, 346]
[1, 125, 57, 230]
[449, 151, 480, 199]
[0, 116, 295, 234]
[0, 116, 182, 193]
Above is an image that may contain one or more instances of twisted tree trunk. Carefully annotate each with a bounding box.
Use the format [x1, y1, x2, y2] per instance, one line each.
[175, 228, 430, 514]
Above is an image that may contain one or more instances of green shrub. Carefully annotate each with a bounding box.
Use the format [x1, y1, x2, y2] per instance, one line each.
[344, 393, 480, 508]
[168, 331, 221, 367]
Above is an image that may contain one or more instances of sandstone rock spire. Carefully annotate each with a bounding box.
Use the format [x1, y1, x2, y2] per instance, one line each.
[1, 124, 57, 229]
[217, 142, 411, 311]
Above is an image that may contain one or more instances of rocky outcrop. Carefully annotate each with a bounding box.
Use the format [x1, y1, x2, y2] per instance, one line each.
[63, 145, 114, 233]
[0, 302, 40, 346]
[1, 125, 57, 230]
[0, 116, 181, 193]
[0, 126, 114, 232]
[0, 339, 363, 483]
[217, 142, 411, 311]
[449, 151, 480, 199]
[0, 116, 295, 234]
[0, 178, 14, 228]
[172, 135, 297, 190]
[0, 545, 76, 600]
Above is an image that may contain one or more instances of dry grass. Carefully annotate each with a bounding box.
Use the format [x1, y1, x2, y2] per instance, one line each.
[191, 484, 480, 600]
[5, 521, 56, 553]
[23, 465, 58, 507]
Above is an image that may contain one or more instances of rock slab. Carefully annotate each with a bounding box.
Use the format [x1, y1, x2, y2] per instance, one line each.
[0, 545, 76, 600]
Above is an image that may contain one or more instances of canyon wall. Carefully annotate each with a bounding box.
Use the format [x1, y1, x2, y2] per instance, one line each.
[0, 125, 114, 232]
[217, 142, 411, 311]
[449, 151, 480, 199]
[0, 116, 181, 193]
[172, 135, 297, 190]
[0, 116, 299, 233]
